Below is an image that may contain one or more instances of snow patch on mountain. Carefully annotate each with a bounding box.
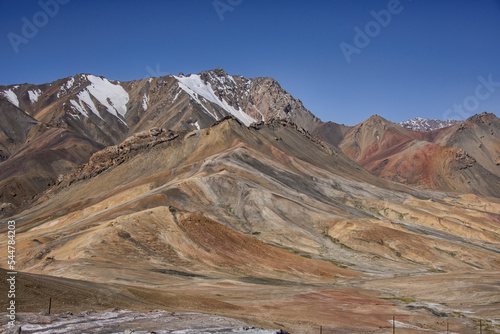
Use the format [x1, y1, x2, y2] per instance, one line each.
[175, 74, 256, 126]
[399, 117, 460, 131]
[28, 89, 42, 104]
[172, 90, 181, 103]
[70, 100, 88, 118]
[66, 77, 75, 90]
[68, 75, 129, 125]
[75, 90, 104, 120]
[86, 75, 129, 119]
[142, 93, 149, 111]
[192, 120, 200, 130]
[2, 89, 20, 108]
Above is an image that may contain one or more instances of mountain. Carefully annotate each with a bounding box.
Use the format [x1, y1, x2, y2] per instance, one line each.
[399, 117, 461, 131]
[1, 68, 500, 331]
[0, 68, 319, 146]
[0, 69, 324, 210]
[1, 69, 499, 207]
[337, 113, 500, 197]
[2, 117, 500, 332]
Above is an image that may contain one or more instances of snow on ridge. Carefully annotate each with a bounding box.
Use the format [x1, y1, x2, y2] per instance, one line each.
[399, 117, 460, 131]
[76, 90, 103, 120]
[28, 89, 42, 104]
[172, 89, 181, 103]
[66, 77, 75, 90]
[68, 75, 129, 125]
[70, 99, 89, 118]
[174, 74, 255, 126]
[142, 93, 149, 111]
[1, 89, 20, 108]
[87, 75, 129, 119]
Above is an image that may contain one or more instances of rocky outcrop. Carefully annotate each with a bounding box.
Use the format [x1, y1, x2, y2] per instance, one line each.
[59, 128, 179, 186]
[454, 148, 476, 169]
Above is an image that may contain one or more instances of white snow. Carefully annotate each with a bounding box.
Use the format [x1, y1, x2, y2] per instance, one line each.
[28, 89, 42, 104]
[193, 121, 200, 130]
[70, 99, 89, 118]
[76, 90, 103, 120]
[142, 93, 149, 111]
[87, 75, 129, 118]
[172, 90, 181, 102]
[399, 117, 460, 131]
[65, 77, 75, 90]
[69, 75, 129, 125]
[58, 77, 75, 98]
[2, 89, 20, 108]
[174, 74, 255, 126]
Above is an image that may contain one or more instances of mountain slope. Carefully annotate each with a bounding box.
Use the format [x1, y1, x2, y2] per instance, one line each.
[2, 117, 499, 332]
[0, 96, 40, 162]
[432, 112, 500, 177]
[6, 118, 500, 276]
[0, 127, 103, 211]
[338, 113, 500, 197]
[0, 69, 329, 211]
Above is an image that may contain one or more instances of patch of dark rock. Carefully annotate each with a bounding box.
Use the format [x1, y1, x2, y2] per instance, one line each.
[150, 268, 206, 278]
[406, 305, 448, 317]
[117, 230, 131, 239]
[237, 276, 304, 287]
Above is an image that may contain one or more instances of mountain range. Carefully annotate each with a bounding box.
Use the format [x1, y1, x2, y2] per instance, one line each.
[1, 69, 499, 333]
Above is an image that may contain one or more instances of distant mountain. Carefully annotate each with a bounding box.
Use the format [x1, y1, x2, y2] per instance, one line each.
[399, 117, 461, 131]
[338, 113, 500, 197]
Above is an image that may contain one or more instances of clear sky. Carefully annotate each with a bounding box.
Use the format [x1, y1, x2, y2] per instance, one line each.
[1, 0, 500, 125]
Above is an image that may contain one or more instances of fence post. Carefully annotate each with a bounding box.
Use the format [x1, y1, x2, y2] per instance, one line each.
[480, 319, 482, 334]
[320, 325, 322, 334]
[393, 315, 395, 334]
[48, 298, 52, 314]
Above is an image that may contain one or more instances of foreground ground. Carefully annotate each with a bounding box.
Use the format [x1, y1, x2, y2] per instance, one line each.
[1, 269, 498, 333]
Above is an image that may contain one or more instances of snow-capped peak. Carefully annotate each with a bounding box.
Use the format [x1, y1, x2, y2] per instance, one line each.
[399, 117, 461, 131]
[174, 74, 256, 126]
[69, 75, 129, 125]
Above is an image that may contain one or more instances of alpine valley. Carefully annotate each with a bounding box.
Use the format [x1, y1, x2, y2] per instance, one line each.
[1, 69, 499, 333]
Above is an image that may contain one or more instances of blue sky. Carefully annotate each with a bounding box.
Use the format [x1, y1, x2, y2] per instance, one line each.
[1, 0, 500, 125]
